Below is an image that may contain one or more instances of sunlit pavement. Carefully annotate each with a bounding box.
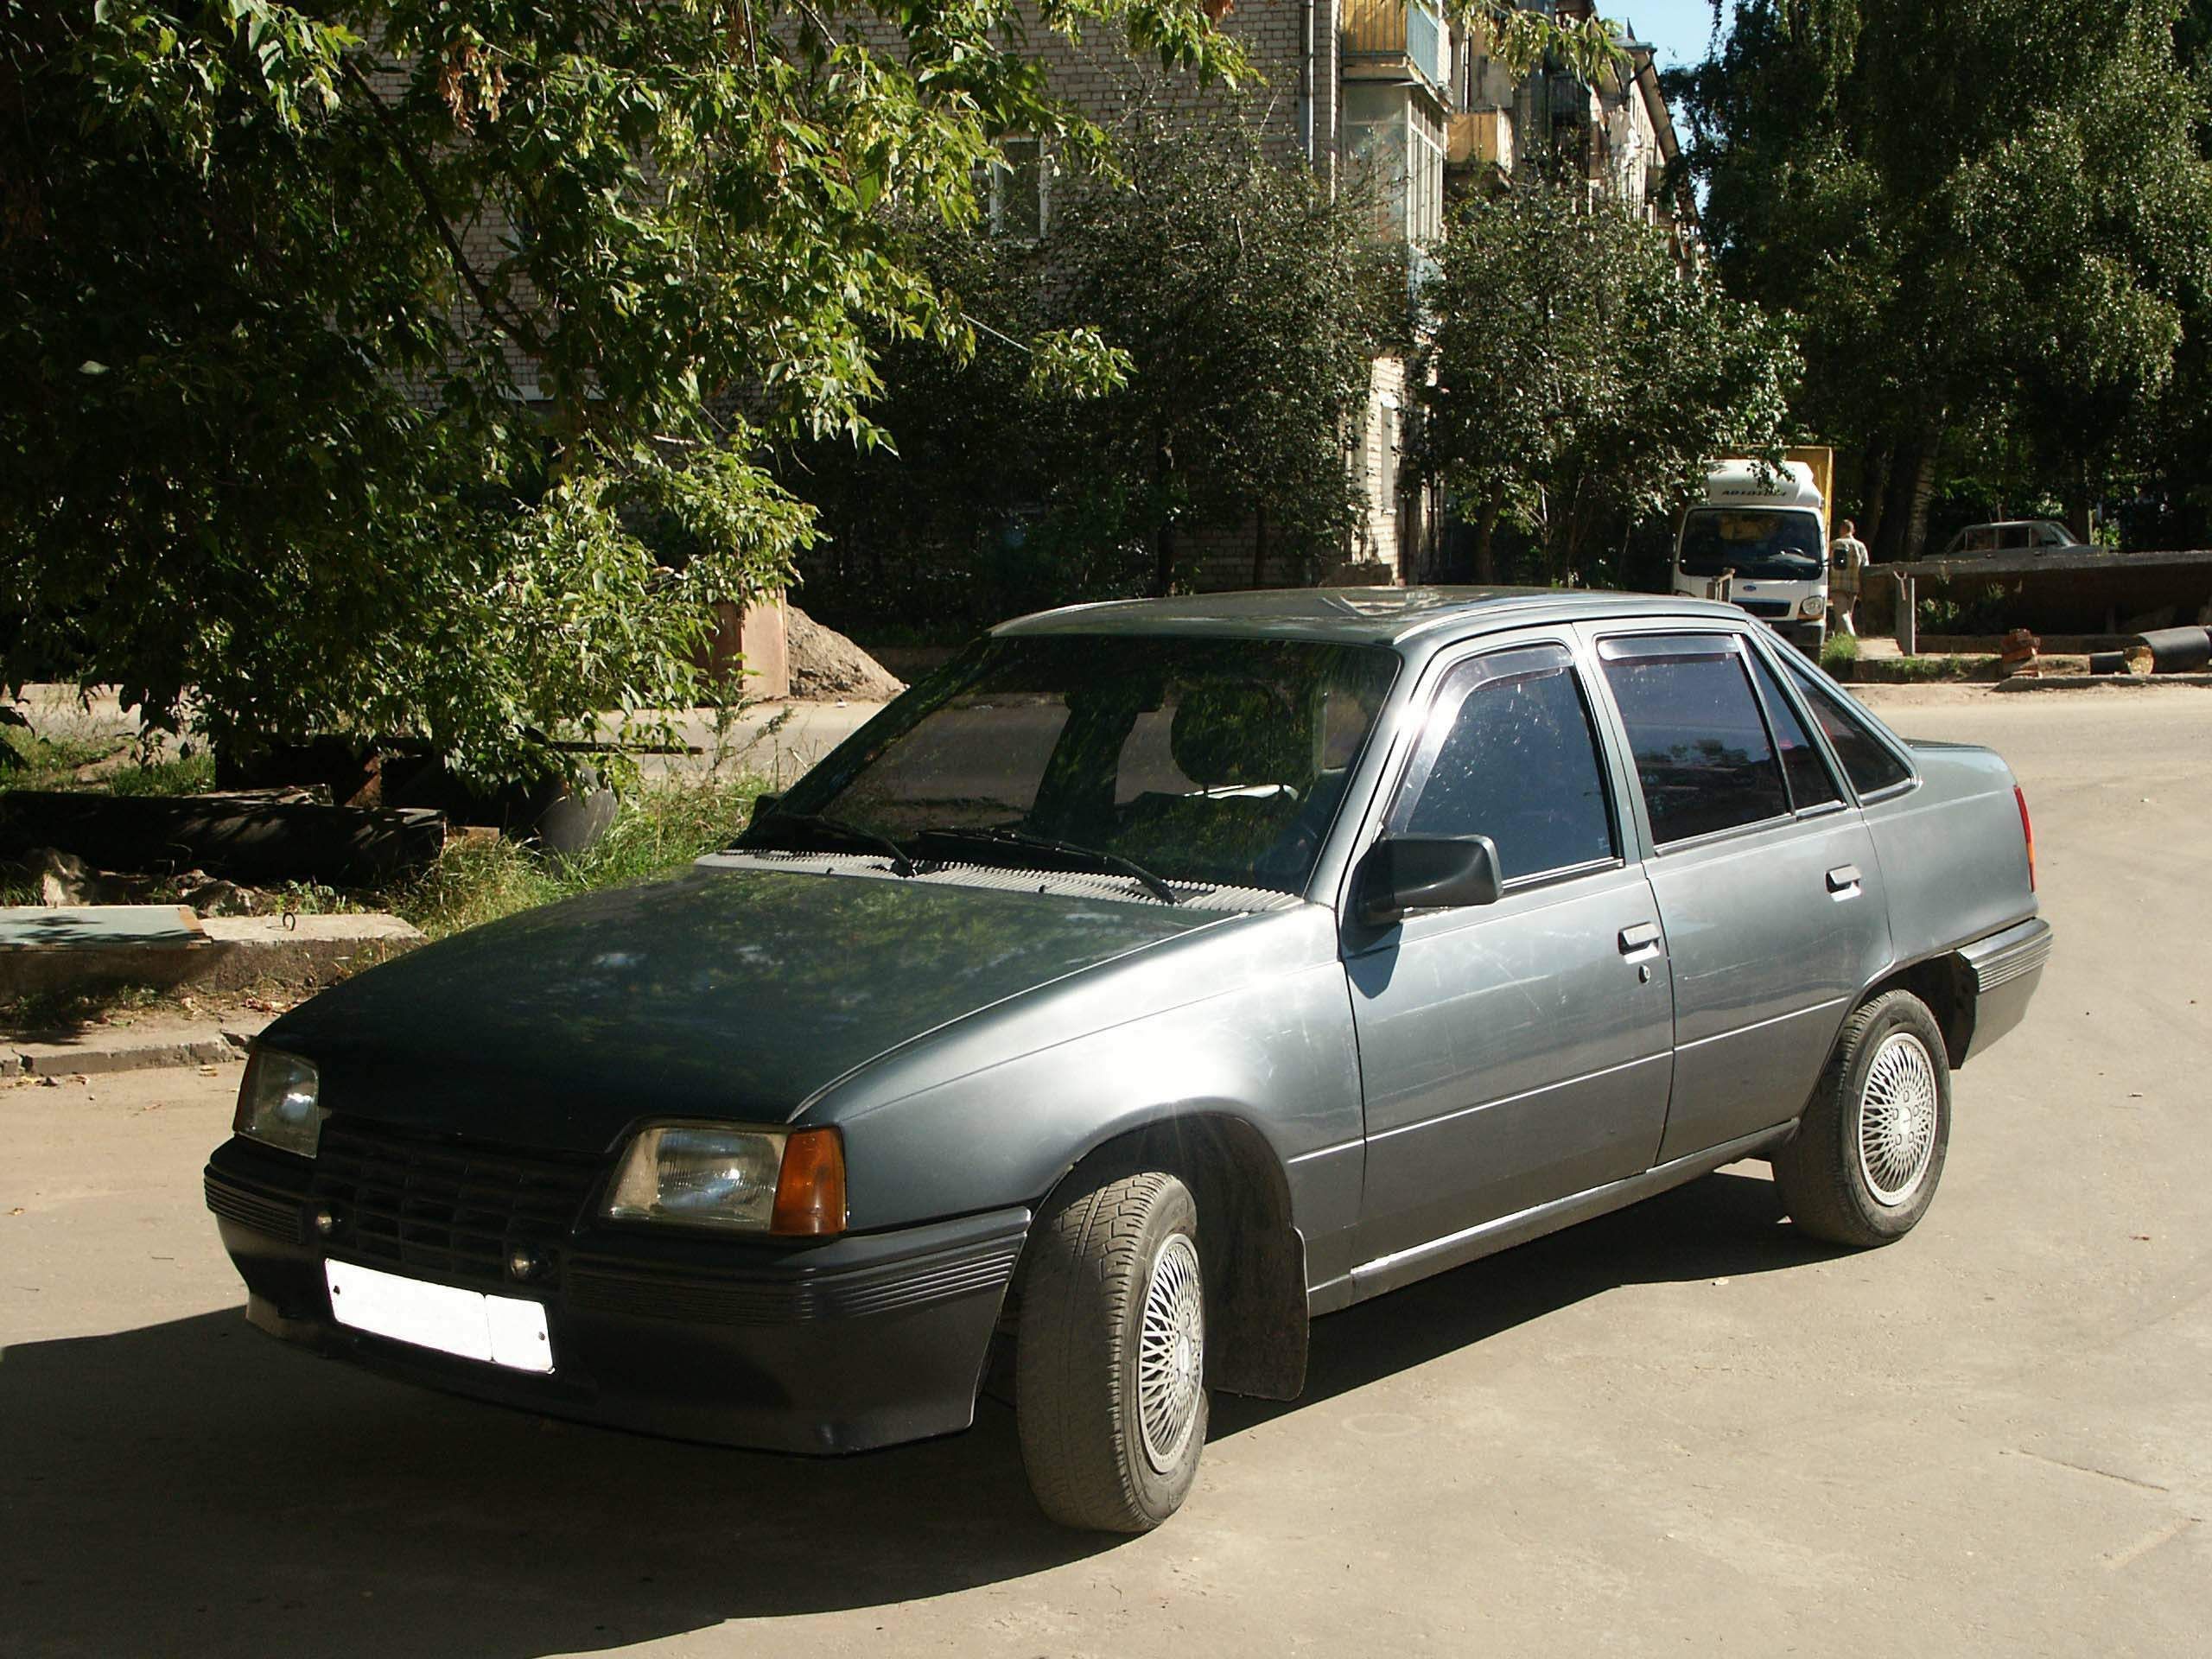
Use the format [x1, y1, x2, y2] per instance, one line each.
[3, 683, 2207, 1657]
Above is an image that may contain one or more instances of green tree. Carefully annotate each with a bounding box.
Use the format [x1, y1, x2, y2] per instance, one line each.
[1414, 179, 1799, 585]
[3, 2, 1614, 780]
[0, 0, 1238, 782]
[788, 109, 1400, 626]
[1674, 0, 2212, 558]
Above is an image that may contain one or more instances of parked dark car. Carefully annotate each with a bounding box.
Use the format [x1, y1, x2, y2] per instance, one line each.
[207, 589, 2050, 1531]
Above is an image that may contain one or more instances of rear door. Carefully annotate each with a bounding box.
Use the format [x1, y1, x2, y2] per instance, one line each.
[1344, 637, 1675, 1269]
[1586, 627, 1893, 1163]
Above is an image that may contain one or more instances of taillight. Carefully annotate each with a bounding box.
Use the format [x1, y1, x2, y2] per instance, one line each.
[2014, 785, 2036, 891]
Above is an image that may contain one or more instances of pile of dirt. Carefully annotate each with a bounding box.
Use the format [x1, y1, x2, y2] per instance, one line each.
[787, 607, 906, 702]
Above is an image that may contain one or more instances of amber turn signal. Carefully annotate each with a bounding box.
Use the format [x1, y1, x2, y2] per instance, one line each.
[772, 1128, 848, 1236]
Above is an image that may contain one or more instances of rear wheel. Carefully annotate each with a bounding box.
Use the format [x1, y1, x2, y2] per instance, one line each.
[1014, 1171, 1207, 1533]
[1773, 990, 1951, 1247]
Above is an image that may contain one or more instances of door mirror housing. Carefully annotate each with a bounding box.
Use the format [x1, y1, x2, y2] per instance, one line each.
[1354, 835, 1504, 927]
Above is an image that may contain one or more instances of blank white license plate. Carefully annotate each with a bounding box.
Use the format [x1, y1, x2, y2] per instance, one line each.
[325, 1260, 554, 1374]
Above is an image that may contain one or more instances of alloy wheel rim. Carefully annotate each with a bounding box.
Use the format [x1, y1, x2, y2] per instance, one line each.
[1136, 1233, 1205, 1472]
[1858, 1031, 1939, 1206]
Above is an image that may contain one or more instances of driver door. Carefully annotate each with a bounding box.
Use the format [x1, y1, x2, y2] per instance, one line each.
[1345, 639, 1676, 1281]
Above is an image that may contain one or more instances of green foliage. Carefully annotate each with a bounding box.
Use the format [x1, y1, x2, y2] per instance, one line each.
[392, 768, 767, 937]
[1674, 1, 2212, 556]
[0, 0, 1255, 784]
[1414, 179, 1800, 585]
[788, 110, 1399, 630]
[1821, 631, 1861, 670]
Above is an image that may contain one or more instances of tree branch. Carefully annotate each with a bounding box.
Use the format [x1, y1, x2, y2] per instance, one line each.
[336, 55, 549, 361]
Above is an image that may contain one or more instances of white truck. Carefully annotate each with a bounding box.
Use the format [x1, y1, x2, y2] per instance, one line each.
[1670, 448, 1835, 654]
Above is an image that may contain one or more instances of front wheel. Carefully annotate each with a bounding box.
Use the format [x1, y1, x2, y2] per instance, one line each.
[1772, 990, 1951, 1247]
[1014, 1171, 1208, 1533]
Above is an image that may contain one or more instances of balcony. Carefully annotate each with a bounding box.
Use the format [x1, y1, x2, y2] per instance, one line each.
[1343, 0, 1445, 92]
[1445, 107, 1515, 177]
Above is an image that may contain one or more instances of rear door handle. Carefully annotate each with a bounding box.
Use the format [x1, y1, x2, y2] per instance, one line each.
[1618, 921, 1663, 958]
[1827, 864, 1864, 898]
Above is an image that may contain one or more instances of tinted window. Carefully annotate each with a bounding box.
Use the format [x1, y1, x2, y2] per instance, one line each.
[1391, 645, 1615, 883]
[1747, 651, 1841, 810]
[1784, 661, 1914, 796]
[1600, 638, 1789, 843]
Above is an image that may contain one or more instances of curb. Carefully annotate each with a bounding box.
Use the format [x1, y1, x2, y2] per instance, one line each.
[1991, 672, 2212, 693]
[6, 1019, 267, 1081]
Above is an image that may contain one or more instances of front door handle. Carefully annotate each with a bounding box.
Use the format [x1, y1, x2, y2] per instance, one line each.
[1827, 864, 1864, 899]
[1618, 921, 1663, 958]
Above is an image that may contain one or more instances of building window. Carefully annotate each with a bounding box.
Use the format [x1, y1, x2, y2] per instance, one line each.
[988, 137, 1048, 239]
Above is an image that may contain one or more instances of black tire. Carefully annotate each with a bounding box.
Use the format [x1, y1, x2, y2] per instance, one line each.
[1773, 989, 1952, 1247]
[1014, 1171, 1207, 1533]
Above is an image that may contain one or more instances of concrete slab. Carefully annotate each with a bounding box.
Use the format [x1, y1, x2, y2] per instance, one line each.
[0, 905, 204, 947]
[0, 906, 421, 1000]
[10, 1011, 270, 1077]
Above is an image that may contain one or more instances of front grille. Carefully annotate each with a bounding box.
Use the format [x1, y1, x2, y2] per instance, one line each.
[206, 1173, 305, 1243]
[312, 1119, 600, 1286]
[1737, 599, 1791, 619]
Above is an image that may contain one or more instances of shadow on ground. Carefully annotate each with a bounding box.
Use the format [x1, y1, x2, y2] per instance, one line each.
[3, 1169, 1830, 1656]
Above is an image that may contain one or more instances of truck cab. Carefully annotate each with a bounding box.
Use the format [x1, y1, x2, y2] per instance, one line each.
[1672, 456, 1831, 653]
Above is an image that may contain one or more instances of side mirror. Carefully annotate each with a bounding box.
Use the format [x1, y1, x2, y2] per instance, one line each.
[1354, 835, 1504, 928]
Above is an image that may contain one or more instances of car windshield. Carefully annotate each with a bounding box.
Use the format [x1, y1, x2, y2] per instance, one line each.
[1677, 509, 1826, 581]
[747, 634, 1401, 895]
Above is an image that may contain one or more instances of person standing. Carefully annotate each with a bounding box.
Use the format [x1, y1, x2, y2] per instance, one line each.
[1828, 518, 1871, 639]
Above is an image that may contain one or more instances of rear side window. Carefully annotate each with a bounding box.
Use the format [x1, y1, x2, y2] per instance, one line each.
[1784, 661, 1914, 796]
[1599, 636, 1789, 844]
[1746, 651, 1841, 810]
[1390, 644, 1617, 885]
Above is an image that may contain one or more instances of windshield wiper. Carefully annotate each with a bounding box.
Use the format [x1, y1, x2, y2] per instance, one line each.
[747, 810, 917, 877]
[920, 826, 1182, 906]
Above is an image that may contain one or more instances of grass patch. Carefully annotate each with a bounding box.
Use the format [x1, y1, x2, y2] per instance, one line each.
[104, 752, 217, 795]
[0, 728, 114, 793]
[391, 769, 770, 938]
[1820, 632, 1861, 672]
[0, 727, 214, 797]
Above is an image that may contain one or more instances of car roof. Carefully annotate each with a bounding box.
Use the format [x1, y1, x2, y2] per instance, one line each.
[993, 587, 1751, 649]
[1959, 519, 2065, 531]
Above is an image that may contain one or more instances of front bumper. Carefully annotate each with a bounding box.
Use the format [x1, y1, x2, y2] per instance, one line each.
[205, 1135, 1028, 1455]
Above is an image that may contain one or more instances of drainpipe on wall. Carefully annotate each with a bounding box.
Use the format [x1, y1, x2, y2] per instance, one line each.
[1297, 0, 1316, 163]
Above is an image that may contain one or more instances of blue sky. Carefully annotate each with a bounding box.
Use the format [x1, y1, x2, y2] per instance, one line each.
[1615, 1, 1728, 70]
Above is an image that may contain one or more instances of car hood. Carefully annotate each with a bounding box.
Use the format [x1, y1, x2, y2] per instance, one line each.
[264, 865, 1224, 1154]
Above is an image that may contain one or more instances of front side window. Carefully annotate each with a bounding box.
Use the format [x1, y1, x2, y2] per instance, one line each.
[753, 636, 1399, 894]
[1599, 636, 1789, 844]
[1389, 644, 1617, 886]
[1783, 660, 1915, 797]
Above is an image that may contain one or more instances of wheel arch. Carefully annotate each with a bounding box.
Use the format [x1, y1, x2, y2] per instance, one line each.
[1021, 1106, 1308, 1402]
[1859, 952, 1975, 1069]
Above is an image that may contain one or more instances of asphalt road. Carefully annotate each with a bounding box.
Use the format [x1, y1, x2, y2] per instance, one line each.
[3, 683, 2208, 1657]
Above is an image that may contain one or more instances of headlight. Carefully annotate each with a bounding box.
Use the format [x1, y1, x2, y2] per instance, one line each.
[603, 1123, 846, 1236]
[233, 1049, 326, 1158]
[1800, 594, 1827, 618]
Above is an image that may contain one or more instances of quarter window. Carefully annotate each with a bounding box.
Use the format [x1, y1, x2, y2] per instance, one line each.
[1599, 636, 1789, 844]
[1747, 650, 1841, 810]
[1390, 645, 1617, 885]
[1784, 661, 1914, 796]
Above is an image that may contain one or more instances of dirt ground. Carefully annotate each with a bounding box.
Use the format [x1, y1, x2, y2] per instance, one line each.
[3, 683, 2207, 1658]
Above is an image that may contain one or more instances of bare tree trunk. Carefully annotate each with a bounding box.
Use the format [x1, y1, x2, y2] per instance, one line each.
[1860, 442, 1893, 549]
[1902, 447, 1938, 562]
[2063, 455, 2093, 544]
[1473, 486, 1503, 583]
